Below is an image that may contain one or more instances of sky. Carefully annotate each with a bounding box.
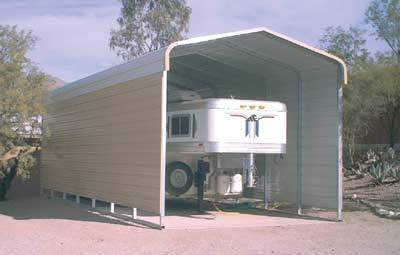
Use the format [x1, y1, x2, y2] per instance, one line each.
[0, 0, 388, 83]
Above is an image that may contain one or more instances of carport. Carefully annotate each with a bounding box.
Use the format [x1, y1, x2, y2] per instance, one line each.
[42, 27, 347, 229]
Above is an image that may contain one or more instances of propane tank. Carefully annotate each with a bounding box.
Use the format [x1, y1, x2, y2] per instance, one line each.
[217, 173, 230, 195]
[230, 174, 243, 194]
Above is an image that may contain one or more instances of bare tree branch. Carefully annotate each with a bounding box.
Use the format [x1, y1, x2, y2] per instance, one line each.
[0, 146, 40, 163]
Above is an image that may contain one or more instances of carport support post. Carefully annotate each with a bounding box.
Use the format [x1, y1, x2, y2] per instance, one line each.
[296, 75, 303, 215]
[62, 192, 66, 200]
[159, 215, 164, 229]
[132, 208, 137, 220]
[110, 203, 115, 213]
[91, 199, 96, 208]
[76, 195, 80, 204]
[337, 73, 344, 221]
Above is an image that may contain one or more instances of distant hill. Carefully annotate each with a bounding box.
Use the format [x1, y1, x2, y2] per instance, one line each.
[46, 76, 66, 90]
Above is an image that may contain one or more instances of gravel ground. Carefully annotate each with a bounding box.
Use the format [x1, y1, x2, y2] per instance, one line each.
[1, 196, 400, 255]
[344, 176, 400, 210]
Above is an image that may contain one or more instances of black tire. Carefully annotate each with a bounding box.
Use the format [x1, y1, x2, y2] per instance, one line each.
[166, 161, 193, 195]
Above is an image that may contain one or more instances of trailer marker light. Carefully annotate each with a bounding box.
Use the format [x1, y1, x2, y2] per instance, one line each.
[240, 105, 246, 109]
[249, 105, 256, 109]
[259, 105, 265, 109]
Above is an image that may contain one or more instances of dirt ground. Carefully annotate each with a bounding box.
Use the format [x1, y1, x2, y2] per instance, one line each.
[1, 196, 399, 255]
[344, 176, 400, 211]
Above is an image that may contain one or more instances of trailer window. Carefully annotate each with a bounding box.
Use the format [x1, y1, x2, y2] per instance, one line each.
[171, 115, 191, 137]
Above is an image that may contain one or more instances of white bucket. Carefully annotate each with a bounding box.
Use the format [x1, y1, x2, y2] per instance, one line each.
[230, 174, 243, 193]
[217, 174, 230, 195]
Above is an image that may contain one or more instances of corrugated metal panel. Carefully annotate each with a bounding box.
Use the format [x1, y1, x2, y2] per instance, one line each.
[301, 71, 339, 209]
[264, 70, 300, 204]
[41, 73, 165, 214]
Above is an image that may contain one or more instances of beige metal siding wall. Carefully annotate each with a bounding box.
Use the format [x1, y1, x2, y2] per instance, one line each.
[41, 73, 165, 214]
[301, 67, 339, 209]
[264, 69, 299, 204]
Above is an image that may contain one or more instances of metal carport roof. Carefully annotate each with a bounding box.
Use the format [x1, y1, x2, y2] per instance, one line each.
[51, 27, 346, 102]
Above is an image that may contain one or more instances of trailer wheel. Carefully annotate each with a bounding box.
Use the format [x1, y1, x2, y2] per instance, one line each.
[166, 161, 193, 195]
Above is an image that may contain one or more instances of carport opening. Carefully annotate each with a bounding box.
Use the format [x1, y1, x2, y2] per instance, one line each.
[164, 33, 302, 215]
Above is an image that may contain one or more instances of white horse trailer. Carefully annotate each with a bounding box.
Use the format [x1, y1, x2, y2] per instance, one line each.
[166, 98, 286, 200]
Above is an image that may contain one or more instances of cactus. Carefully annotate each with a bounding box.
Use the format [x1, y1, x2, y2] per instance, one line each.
[389, 167, 400, 182]
[366, 149, 378, 164]
[387, 147, 395, 160]
[347, 147, 400, 184]
[368, 163, 391, 185]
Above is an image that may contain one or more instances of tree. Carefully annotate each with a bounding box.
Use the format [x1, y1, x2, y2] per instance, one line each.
[341, 74, 376, 166]
[319, 26, 373, 165]
[110, 0, 191, 61]
[374, 50, 398, 65]
[365, 0, 400, 63]
[365, 0, 400, 147]
[0, 25, 48, 200]
[365, 64, 400, 147]
[319, 26, 370, 71]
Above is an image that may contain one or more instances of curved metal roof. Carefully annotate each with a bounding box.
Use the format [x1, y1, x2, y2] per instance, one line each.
[166, 27, 347, 83]
[50, 27, 347, 102]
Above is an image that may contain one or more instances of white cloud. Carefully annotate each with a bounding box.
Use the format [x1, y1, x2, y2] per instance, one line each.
[1, 1, 122, 82]
[187, 0, 381, 48]
[0, 0, 389, 82]
[26, 13, 122, 81]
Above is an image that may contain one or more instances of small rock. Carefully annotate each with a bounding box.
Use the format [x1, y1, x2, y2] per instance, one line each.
[377, 208, 386, 214]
